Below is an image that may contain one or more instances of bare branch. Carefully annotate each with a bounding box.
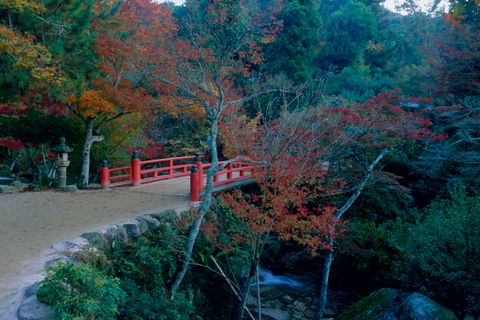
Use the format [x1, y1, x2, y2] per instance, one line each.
[210, 256, 256, 320]
[334, 148, 390, 220]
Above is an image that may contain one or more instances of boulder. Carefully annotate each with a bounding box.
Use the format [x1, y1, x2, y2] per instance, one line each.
[59, 185, 77, 192]
[103, 225, 128, 246]
[44, 254, 79, 269]
[335, 288, 458, 320]
[17, 296, 58, 320]
[397, 292, 458, 320]
[81, 232, 108, 250]
[13, 180, 28, 191]
[0, 185, 18, 193]
[51, 239, 87, 253]
[123, 221, 142, 239]
[136, 215, 161, 231]
[135, 218, 149, 233]
[149, 209, 179, 222]
[81, 183, 102, 190]
[262, 308, 290, 320]
[0, 180, 33, 192]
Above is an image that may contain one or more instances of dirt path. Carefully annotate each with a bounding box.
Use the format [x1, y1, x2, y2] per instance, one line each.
[0, 177, 190, 319]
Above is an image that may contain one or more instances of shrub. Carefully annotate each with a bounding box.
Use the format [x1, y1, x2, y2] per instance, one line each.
[38, 263, 125, 320]
[395, 185, 480, 318]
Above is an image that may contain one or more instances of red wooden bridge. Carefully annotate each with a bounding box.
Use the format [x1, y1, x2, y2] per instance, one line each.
[99, 152, 256, 201]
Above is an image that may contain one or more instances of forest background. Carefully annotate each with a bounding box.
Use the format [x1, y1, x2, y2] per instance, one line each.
[0, 0, 479, 319]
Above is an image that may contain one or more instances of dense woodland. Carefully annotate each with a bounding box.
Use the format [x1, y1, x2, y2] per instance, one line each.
[0, 0, 479, 319]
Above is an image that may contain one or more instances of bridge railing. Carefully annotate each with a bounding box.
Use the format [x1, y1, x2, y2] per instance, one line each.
[138, 155, 195, 184]
[189, 160, 256, 201]
[100, 152, 257, 201]
[105, 165, 131, 187]
[100, 152, 197, 188]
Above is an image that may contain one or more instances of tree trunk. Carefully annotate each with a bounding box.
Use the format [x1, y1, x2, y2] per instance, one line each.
[170, 109, 221, 299]
[315, 149, 389, 320]
[238, 262, 256, 320]
[316, 245, 334, 319]
[8, 12, 13, 30]
[256, 264, 262, 320]
[81, 119, 104, 186]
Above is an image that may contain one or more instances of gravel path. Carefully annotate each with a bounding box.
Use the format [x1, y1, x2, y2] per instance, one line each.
[0, 177, 190, 319]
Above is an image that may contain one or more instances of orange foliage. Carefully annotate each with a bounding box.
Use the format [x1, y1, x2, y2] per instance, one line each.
[66, 90, 114, 119]
[0, 26, 63, 86]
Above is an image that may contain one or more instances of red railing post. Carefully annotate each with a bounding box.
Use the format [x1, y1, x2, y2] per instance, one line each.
[169, 159, 174, 176]
[131, 150, 141, 186]
[190, 164, 201, 201]
[100, 160, 110, 188]
[227, 162, 232, 180]
[194, 153, 203, 174]
[193, 153, 203, 189]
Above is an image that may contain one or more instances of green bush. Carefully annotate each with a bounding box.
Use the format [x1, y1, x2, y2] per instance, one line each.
[38, 263, 125, 320]
[109, 235, 194, 320]
[37, 213, 248, 320]
[395, 185, 480, 318]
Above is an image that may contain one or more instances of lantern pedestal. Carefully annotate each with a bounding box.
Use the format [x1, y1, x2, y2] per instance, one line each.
[52, 137, 76, 192]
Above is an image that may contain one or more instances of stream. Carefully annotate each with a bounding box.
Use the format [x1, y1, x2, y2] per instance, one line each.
[247, 268, 357, 320]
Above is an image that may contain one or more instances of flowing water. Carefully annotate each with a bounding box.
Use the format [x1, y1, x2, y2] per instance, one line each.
[252, 268, 317, 292]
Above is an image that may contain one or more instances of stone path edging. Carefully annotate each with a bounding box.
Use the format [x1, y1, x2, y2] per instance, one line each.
[16, 207, 187, 320]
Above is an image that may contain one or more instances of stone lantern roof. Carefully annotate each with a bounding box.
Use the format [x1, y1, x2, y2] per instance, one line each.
[52, 137, 73, 153]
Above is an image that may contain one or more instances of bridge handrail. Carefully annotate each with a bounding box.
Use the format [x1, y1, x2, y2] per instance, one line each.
[100, 153, 257, 201]
[138, 155, 195, 184]
[189, 160, 257, 201]
[100, 154, 198, 188]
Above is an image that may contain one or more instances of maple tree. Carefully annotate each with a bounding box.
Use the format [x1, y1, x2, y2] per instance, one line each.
[63, 0, 176, 186]
[218, 90, 437, 319]
[116, 0, 284, 299]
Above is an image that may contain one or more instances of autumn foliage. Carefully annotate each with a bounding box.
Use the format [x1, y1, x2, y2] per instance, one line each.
[219, 90, 438, 255]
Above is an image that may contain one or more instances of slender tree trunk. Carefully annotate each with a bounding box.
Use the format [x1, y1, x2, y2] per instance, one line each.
[256, 264, 262, 320]
[316, 245, 334, 319]
[238, 261, 256, 320]
[8, 12, 13, 30]
[81, 119, 104, 186]
[210, 256, 256, 320]
[315, 149, 389, 320]
[170, 108, 221, 299]
[239, 230, 265, 320]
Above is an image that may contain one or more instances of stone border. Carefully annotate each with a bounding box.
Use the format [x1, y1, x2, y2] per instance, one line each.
[16, 207, 187, 320]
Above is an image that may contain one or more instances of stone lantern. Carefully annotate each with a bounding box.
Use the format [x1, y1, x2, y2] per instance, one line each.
[52, 137, 73, 191]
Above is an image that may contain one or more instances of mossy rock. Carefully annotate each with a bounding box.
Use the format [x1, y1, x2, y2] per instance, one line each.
[336, 288, 398, 320]
[335, 288, 458, 320]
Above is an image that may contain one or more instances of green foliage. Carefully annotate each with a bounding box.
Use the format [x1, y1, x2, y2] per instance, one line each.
[324, 65, 395, 102]
[187, 205, 250, 319]
[31, 0, 99, 97]
[148, 114, 208, 156]
[265, 0, 321, 82]
[395, 185, 480, 316]
[38, 263, 125, 320]
[319, 0, 377, 69]
[0, 110, 80, 147]
[334, 219, 402, 291]
[38, 228, 194, 320]
[107, 228, 193, 320]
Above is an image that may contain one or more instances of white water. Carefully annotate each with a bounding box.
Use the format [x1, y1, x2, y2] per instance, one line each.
[254, 268, 306, 288]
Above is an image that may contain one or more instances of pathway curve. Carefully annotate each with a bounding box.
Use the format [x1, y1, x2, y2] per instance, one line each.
[0, 177, 190, 319]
